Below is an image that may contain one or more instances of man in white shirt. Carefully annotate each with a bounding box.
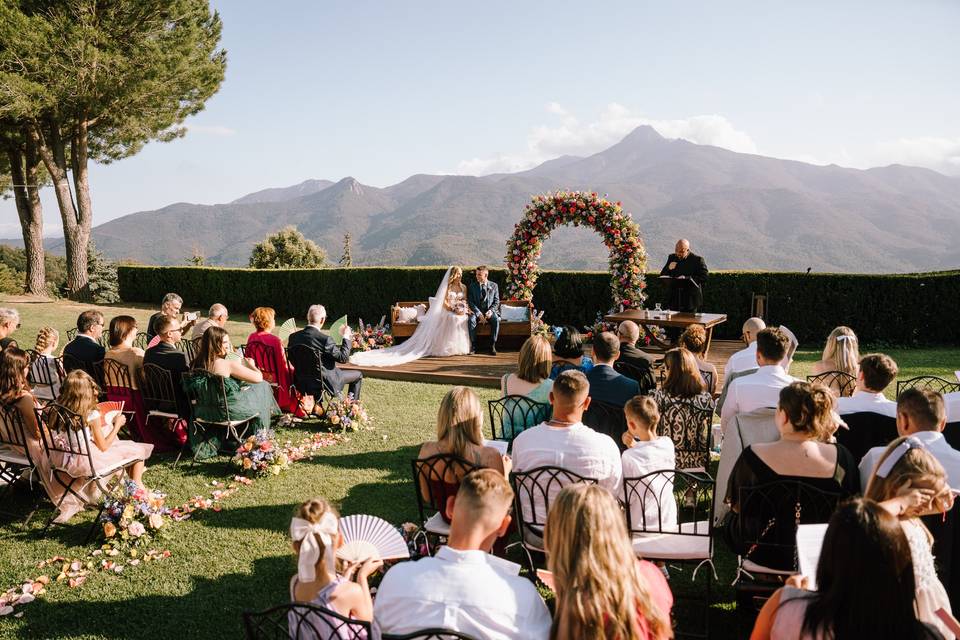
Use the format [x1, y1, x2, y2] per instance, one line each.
[945, 390, 960, 422]
[859, 388, 960, 489]
[190, 303, 229, 340]
[374, 470, 551, 640]
[724, 317, 766, 376]
[511, 370, 623, 524]
[836, 353, 898, 418]
[720, 327, 795, 435]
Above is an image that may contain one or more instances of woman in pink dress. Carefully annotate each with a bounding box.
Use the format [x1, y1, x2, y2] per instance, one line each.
[49, 370, 153, 490]
[246, 307, 298, 413]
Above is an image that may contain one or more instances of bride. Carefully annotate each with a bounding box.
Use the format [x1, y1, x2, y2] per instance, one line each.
[349, 266, 471, 367]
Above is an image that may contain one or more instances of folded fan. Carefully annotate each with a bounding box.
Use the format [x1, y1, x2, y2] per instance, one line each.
[277, 318, 297, 342]
[336, 514, 409, 563]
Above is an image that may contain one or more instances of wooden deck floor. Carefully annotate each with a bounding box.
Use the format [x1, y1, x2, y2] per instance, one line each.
[342, 339, 744, 389]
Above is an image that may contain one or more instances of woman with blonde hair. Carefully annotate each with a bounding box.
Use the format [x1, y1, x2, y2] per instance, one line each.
[288, 498, 381, 639]
[811, 326, 860, 395]
[499, 335, 553, 439]
[417, 386, 509, 524]
[31, 326, 62, 400]
[865, 437, 955, 638]
[545, 483, 673, 640]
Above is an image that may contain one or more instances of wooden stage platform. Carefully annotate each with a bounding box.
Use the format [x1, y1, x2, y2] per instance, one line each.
[341, 340, 744, 389]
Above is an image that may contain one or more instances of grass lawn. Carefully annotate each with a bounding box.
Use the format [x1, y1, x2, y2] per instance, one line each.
[0, 297, 957, 639]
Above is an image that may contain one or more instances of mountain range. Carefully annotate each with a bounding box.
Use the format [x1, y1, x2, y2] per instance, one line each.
[28, 126, 960, 272]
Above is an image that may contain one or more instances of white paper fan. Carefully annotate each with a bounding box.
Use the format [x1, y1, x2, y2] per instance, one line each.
[336, 514, 409, 563]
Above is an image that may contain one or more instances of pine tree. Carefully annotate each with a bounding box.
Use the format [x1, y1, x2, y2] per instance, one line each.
[340, 232, 353, 267]
[86, 241, 120, 303]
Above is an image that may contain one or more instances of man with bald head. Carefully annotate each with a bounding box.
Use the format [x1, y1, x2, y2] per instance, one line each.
[660, 238, 708, 312]
[726, 317, 767, 376]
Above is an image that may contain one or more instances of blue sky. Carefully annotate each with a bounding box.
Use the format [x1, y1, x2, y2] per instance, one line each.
[3, 0, 959, 236]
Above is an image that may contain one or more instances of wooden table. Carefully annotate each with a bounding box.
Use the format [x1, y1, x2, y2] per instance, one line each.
[604, 310, 727, 357]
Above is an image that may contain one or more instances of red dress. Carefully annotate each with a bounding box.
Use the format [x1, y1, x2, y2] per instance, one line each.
[246, 331, 298, 413]
[636, 560, 674, 640]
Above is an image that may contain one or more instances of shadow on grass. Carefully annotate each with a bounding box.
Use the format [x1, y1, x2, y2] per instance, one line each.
[189, 501, 300, 534]
[13, 555, 294, 639]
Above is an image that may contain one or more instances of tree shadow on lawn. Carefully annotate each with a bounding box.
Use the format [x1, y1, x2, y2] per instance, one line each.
[14, 554, 294, 639]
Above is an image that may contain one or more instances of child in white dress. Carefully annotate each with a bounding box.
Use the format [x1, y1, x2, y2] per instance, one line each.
[621, 396, 678, 533]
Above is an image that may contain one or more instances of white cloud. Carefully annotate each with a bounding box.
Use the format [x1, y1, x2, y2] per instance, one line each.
[187, 124, 237, 137]
[456, 103, 758, 175]
[866, 136, 960, 175]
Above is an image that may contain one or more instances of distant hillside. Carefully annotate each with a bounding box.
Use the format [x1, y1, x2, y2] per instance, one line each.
[26, 126, 960, 271]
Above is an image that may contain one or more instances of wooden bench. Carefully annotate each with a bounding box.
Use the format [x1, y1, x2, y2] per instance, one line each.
[391, 299, 534, 346]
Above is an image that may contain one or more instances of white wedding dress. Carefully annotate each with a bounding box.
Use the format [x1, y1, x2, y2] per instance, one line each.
[349, 268, 472, 367]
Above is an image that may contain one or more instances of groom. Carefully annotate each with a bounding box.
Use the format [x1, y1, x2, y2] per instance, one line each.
[467, 265, 500, 355]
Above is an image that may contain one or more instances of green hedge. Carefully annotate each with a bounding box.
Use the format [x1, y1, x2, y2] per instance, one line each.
[117, 266, 960, 345]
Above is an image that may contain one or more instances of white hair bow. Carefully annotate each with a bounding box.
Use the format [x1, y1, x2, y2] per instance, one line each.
[290, 512, 338, 582]
[835, 335, 854, 343]
[876, 436, 925, 479]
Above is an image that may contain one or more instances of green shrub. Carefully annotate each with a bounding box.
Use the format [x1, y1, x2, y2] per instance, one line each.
[117, 266, 960, 346]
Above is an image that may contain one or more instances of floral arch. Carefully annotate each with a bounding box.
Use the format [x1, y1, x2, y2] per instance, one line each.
[505, 191, 647, 309]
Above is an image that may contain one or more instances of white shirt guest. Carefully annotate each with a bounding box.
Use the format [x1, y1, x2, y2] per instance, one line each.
[375, 470, 551, 640]
[725, 317, 765, 376]
[945, 391, 960, 422]
[836, 353, 899, 418]
[720, 328, 796, 435]
[860, 388, 960, 490]
[511, 371, 623, 524]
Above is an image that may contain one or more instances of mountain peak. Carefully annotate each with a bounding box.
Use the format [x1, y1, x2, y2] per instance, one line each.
[334, 176, 365, 196]
[621, 125, 665, 144]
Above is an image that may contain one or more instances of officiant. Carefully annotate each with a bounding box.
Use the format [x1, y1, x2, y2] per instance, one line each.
[660, 239, 708, 312]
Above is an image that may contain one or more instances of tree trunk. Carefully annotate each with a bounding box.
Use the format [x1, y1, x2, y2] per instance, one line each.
[29, 121, 87, 296]
[6, 145, 46, 295]
[70, 122, 93, 298]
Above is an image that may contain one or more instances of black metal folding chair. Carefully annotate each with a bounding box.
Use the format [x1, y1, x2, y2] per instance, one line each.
[614, 359, 657, 394]
[101, 359, 141, 439]
[835, 411, 899, 463]
[182, 371, 257, 460]
[658, 398, 714, 471]
[0, 402, 41, 523]
[242, 602, 371, 639]
[25, 349, 64, 405]
[287, 344, 331, 413]
[176, 338, 200, 365]
[133, 332, 150, 351]
[896, 375, 960, 398]
[487, 396, 551, 446]
[411, 454, 481, 553]
[806, 371, 857, 397]
[140, 364, 190, 466]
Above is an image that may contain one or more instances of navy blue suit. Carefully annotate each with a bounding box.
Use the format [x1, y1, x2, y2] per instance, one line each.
[287, 325, 362, 400]
[467, 279, 500, 349]
[586, 364, 640, 408]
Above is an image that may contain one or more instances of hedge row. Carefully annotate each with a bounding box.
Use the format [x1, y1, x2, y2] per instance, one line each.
[117, 266, 960, 346]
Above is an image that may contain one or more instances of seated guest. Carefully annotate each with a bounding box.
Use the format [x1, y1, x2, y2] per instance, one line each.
[0, 307, 19, 351]
[146, 293, 196, 342]
[418, 386, 509, 523]
[375, 469, 552, 639]
[62, 310, 105, 376]
[679, 324, 718, 394]
[724, 382, 858, 570]
[288, 304, 361, 402]
[190, 303, 228, 341]
[751, 497, 944, 640]
[499, 335, 553, 440]
[653, 348, 715, 468]
[288, 498, 380, 638]
[549, 325, 593, 379]
[837, 353, 898, 418]
[720, 327, 795, 434]
[104, 315, 144, 390]
[30, 326, 61, 400]
[246, 306, 297, 413]
[143, 315, 191, 418]
[864, 438, 955, 638]
[51, 370, 152, 490]
[725, 317, 765, 376]
[617, 320, 656, 367]
[860, 388, 960, 490]
[546, 484, 673, 640]
[811, 326, 861, 387]
[621, 396, 678, 532]
[585, 332, 639, 408]
[186, 326, 279, 433]
[511, 370, 622, 524]
[946, 390, 959, 422]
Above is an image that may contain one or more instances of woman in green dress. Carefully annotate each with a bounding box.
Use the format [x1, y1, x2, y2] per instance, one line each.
[184, 326, 279, 453]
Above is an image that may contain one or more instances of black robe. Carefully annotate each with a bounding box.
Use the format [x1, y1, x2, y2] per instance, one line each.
[660, 252, 708, 312]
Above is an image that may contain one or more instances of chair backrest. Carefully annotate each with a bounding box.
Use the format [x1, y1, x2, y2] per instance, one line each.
[944, 421, 960, 451]
[737, 479, 842, 572]
[133, 332, 149, 351]
[487, 396, 551, 443]
[244, 341, 281, 386]
[0, 402, 35, 466]
[614, 360, 656, 395]
[623, 469, 715, 538]
[806, 371, 856, 397]
[177, 339, 200, 365]
[140, 363, 180, 415]
[382, 630, 479, 640]
[510, 466, 598, 534]
[713, 407, 778, 526]
[701, 369, 714, 394]
[26, 350, 64, 397]
[66, 328, 78, 342]
[288, 344, 326, 391]
[38, 402, 97, 474]
[834, 411, 899, 464]
[897, 376, 960, 399]
[102, 358, 134, 390]
[411, 454, 482, 524]
[657, 397, 714, 470]
[242, 602, 371, 640]
[582, 400, 628, 450]
[182, 371, 233, 423]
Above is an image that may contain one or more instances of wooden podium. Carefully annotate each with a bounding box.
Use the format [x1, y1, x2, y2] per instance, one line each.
[604, 309, 727, 357]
